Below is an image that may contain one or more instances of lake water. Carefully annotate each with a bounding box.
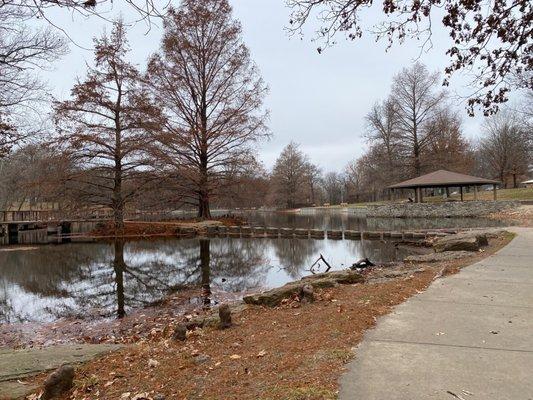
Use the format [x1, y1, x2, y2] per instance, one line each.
[0, 237, 409, 323]
[0, 210, 508, 324]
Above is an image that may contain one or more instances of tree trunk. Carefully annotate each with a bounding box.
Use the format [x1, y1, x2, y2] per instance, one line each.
[197, 152, 212, 219]
[200, 239, 211, 308]
[113, 239, 126, 319]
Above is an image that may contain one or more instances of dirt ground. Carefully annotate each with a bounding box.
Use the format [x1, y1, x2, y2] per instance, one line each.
[18, 235, 513, 400]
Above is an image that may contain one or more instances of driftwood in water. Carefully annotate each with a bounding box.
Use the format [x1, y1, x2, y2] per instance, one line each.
[309, 253, 332, 274]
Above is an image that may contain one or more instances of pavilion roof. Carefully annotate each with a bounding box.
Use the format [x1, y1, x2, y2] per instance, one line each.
[388, 170, 500, 189]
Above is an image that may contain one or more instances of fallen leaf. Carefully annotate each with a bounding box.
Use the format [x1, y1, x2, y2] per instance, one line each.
[257, 350, 267, 357]
[229, 354, 242, 359]
[148, 358, 160, 368]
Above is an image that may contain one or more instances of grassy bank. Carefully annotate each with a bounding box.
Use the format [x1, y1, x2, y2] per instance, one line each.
[312, 188, 533, 209]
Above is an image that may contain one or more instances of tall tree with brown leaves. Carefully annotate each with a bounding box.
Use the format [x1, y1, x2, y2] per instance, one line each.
[54, 21, 160, 233]
[147, 0, 269, 219]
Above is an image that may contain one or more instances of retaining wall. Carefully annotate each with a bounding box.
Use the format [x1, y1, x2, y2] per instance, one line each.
[365, 200, 519, 218]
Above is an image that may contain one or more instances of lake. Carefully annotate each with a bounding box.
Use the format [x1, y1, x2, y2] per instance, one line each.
[0, 210, 508, 324]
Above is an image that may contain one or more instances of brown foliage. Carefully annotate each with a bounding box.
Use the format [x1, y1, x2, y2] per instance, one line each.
[54, 20, 161, 231]
[147, 0, 269, 219]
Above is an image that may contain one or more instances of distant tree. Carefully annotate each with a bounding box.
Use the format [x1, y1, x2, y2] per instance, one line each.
[54, 21, 160, 232]
[271, 142, 311, 208]
[424, 109, 474, 174]
[220, 160, 269, 209]
[390, 62, 446, 177]
[0, 143, 70, 210]
[304, 162, 323, 205]
[365, 99, 400, 182]
[479, 111, 532, 187]
[148, 0, 269, 219]
[287, 0, 532, 115]
[322, 171, 345, 204]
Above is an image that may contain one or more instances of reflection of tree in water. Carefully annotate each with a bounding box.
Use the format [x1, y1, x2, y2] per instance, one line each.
[0, 237, 279, 322]
[0, 245, 110, 323]
[241, 210, 370, 231]
[344, 240, 409, 263]
[208, 238, 269, 292]
[270, 238, 321, 279]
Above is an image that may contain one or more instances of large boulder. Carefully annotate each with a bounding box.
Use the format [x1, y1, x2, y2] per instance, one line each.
[404, 251, 473, 263]
[433, 232, 489, 252]
[243, 270, 364, 307]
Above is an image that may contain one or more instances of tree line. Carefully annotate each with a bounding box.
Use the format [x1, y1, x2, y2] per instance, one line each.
[1, 0, 269, 232]
[0, 0, 531, 222]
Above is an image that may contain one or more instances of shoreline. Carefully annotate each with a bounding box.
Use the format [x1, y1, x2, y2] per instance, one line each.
[5, 231, 514, 399]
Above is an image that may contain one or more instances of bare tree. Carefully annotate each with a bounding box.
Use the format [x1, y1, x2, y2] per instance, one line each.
[424, 109, 474, 174]
[305, 162, 322, 205]
[270, 142, 311, 208]
[365, 99, 400, 181]
[322, 171, 345, 204]
[0, 6, 66, 156]
[390, 62, 446, 177]
[1, 0, 166, 23]
[479, 110, 532, 187]
[147, 0, 269, 219]
[54, 21, 160, 232]
[287, 0, 532, 115]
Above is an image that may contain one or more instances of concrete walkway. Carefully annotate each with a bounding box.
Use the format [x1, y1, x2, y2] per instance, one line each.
[340, 227, 533, 400]
[0, 344, 122, 399]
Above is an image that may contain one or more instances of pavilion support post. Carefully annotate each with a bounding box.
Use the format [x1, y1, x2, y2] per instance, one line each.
[415, 187, 421, 203]
[474, 185, 478, 201]
[460, 186, 464, 201]
[493, 184, 497, 201]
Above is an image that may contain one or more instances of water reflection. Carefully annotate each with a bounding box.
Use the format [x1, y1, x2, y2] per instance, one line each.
[0, 236, 411, 324]
[240, 210, 508, 230]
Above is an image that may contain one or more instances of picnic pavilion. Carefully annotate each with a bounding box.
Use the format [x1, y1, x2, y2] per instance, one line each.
[388, 170, 500, 203]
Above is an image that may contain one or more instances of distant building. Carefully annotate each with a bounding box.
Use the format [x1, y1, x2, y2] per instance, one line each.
[522, 179, 533, 188]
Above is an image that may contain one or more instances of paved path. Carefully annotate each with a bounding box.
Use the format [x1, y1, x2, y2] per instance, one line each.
[0, 344, 122, 399]
[340, 227, 533, 400]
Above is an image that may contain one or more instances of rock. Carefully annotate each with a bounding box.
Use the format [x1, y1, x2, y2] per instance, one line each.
[404, 251, 473, 263]
[433, 231, 489, 252]
[41, 365, 75, 400]
[193, 354, 211, 365]
[218, 304, 232, 329]
[153, 395, 166, 400]
[243, 270, 364, 307]
[350, 258, 375, 270]
[172, 323, 187, 341]
[299, 284, 314, 304]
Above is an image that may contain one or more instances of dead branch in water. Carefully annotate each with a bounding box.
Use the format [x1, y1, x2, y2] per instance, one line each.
[309, 253, 332, 274]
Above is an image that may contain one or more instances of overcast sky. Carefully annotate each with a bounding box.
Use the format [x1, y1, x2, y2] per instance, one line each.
[37, 0, 513, 172]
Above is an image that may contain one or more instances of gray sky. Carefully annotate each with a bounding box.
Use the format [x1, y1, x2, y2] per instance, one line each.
[38, 0, 506, 172]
